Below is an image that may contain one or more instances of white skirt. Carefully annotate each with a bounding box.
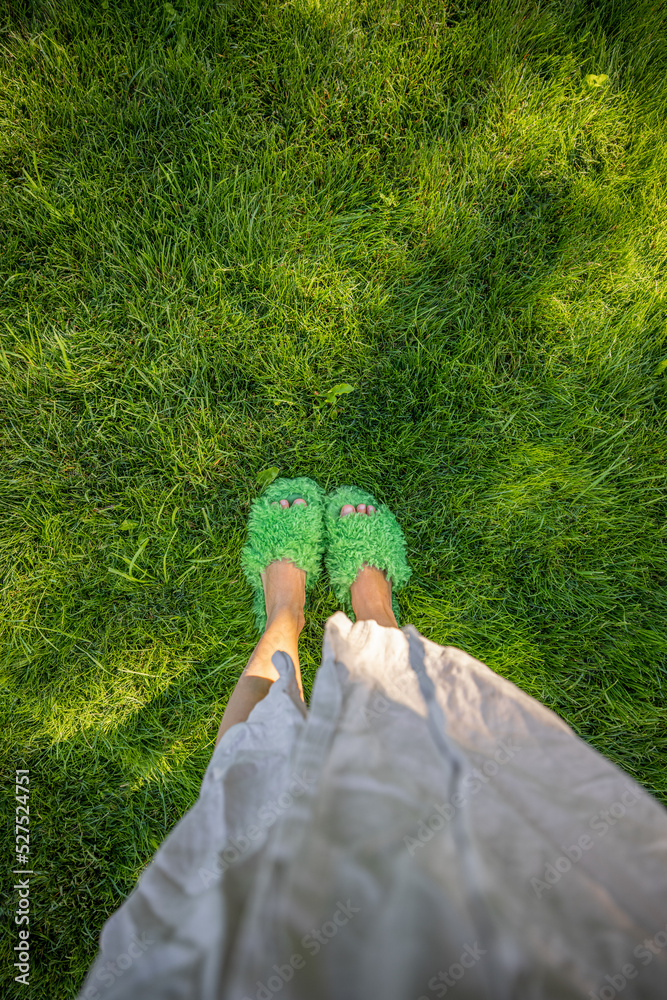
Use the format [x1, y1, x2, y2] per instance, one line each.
[77, 612, 667, 1000]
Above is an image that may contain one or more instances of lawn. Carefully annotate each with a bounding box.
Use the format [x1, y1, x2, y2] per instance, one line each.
[1, 0, 666, 995]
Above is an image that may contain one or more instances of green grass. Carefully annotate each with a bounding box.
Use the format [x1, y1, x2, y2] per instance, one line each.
[1, 0, 666, 994]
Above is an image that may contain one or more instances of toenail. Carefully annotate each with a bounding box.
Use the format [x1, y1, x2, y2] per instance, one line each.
[367, 505, 376, 515]
[341, 504, 355, 516]
[292, 498, 307, 506]
[356, 503, 366, 513]
[279, 498, 290, 508]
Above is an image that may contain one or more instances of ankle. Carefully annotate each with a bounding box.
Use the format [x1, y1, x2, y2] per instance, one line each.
[355, 610, 398, 629]
[351, 598, 398, 629]
[265, 602, 305, 635]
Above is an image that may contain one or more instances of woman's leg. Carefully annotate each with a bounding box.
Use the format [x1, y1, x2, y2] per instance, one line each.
[215, 559, 306, 746]
[216, 502, 397, 747]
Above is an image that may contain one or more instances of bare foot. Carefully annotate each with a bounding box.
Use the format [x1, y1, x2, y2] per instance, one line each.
[261, 498, 308, 631]
[340, 503, 398, 628]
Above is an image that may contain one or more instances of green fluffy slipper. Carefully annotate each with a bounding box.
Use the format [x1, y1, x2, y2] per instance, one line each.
[240, 476, 326, 634]
[324, 485, 412, 625]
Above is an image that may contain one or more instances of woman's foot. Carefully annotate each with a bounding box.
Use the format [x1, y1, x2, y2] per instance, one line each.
[340, 504, 398, 628]
[261, 497, 308, 631]
[219, 496, 310, 743]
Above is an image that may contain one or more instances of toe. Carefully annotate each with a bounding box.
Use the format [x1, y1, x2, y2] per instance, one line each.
[291, 498, 307, 506]
[356, 503, 366, 513]
[279, 498, 290, 509]
[340, 504, 355, 516]
[367, 505, 376, 515]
